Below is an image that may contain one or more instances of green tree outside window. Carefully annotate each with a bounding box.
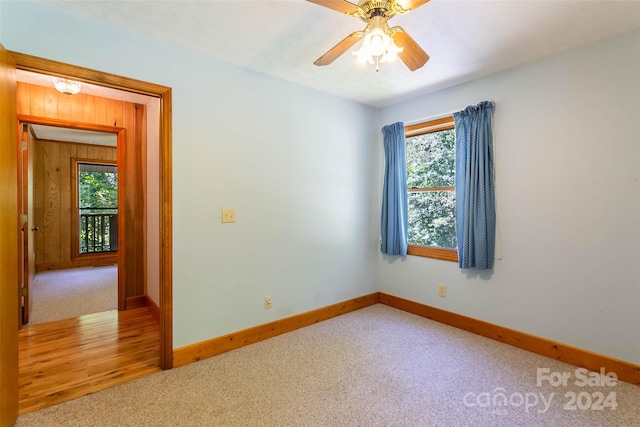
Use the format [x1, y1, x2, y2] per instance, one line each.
[406, 127, 456, 249]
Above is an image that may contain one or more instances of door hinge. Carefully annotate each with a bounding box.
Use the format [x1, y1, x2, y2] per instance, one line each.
[22, 287, 28, 297]
[21, 141, 27, 151]
[21, 213, 28, 224]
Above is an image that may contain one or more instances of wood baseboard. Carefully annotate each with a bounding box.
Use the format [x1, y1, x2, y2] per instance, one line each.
[379, 292, 640, 386]
[36, 259, 117, 272]
[173, 293, 380, 368]
[125, 295, 147, 310]
[145, 295, 160, 323]
[171, 291, 639, 386]
[127, 295, 161, 318]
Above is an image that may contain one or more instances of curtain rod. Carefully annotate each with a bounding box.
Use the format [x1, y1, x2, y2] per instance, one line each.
[404, 100, 495, 127]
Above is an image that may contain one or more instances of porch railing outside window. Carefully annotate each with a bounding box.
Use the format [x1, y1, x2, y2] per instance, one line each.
[77, 162, 118, 255]
[80, 208, 118, 253]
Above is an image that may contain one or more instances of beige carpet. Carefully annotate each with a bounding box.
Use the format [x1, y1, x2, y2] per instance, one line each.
[16, 304, 640, 426]
[27, 265, 118, 325]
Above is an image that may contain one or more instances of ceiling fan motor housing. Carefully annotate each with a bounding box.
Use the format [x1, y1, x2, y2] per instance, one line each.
[359, 1, 390, 20]
[357, 0, 409, 21]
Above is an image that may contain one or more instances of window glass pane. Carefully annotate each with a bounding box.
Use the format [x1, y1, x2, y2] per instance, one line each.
[408, 190, 456, 248]
[79, 165, 118, 210]
[406, 129, 455, 188]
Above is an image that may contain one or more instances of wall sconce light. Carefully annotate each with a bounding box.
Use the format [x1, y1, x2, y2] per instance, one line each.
[53, 77, 82, 95]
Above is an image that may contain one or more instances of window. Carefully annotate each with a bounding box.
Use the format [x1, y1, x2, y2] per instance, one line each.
[72, 160, 118, 257]
[405, 116, 458, 261]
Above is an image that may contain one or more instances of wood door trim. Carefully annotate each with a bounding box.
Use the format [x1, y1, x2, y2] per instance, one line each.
[115, 130, 127, 311]
[1, 43, 19, 426]
[159, 89, 173, 369]
[10, 52, 165, 98]
[17, 115, 126, 133]
[10, 51, 173, 369]
[18, 123, 29, 324]
[69, 157, 119, 264]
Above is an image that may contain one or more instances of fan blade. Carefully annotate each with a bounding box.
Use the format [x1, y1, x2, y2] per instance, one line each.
[314, 31, 364, 66]
[306, 0, 360, 15]
[392, 27, 429, 71]
[396, 0, 431, 11]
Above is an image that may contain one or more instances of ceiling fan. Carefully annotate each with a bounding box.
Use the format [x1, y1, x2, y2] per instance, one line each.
[307, 0, 431, 72]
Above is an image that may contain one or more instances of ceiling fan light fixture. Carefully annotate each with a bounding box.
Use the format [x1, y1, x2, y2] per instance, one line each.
[365, 28, 388, 57]
[381, 36, 403, 63]
[53, 77, 82, 95]
[308, 0, 428, 72]
[353, 34, 377, 64]
[352, 28, 403, 68]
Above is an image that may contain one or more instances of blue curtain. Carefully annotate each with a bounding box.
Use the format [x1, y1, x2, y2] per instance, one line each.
[454, 101, 496, 269]
[380, 122, 408, 256]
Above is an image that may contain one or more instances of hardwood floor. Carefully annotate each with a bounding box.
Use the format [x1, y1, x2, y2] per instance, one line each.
[18, 307, 160, 414]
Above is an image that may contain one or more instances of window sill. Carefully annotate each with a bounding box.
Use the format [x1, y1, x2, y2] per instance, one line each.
[407, 244, 458, 262]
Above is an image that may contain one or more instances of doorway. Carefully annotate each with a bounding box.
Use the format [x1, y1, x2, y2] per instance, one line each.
[18, 122, 122, 325]
[11, 51, 173, 370]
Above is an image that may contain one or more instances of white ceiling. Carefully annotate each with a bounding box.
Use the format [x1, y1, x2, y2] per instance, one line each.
[30, 124, 117, 146]
[38, 0, 640, 107]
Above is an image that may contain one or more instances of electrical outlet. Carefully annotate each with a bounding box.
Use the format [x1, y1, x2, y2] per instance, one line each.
[264, 295, 272, 309]
[438, 284, 447, 298]
[221, 208, 235, 223]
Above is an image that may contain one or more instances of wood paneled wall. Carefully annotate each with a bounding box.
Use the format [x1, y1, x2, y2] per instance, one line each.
[17, 82, 146, 298]
[17, 82, 130, 127]
[32, 138, 117, 270]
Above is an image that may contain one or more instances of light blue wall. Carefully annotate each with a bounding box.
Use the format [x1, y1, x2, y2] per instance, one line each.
[377, 30, 640, 365]
[2, 1, 638, 365]
[0, 1, 379, 348]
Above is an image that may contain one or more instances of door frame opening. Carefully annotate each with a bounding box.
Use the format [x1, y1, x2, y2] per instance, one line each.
[18, 118, 126, 317]
[11, 51, 173, 369]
